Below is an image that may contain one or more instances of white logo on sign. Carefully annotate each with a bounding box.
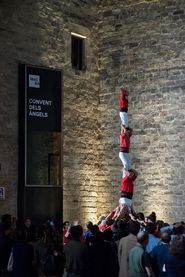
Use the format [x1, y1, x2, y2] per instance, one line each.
[29, 74, 40, 88]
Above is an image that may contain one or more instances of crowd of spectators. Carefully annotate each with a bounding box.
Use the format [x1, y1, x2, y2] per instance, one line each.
[1, 212, 185, 277]
[63, 211, 185, 277]
[0, 214, 64, 277]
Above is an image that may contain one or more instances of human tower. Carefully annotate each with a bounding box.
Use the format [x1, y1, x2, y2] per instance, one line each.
[107, 88, 138, 220]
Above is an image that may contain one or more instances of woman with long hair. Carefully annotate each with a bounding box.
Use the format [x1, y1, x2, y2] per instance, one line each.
[35, 224, 63, 277]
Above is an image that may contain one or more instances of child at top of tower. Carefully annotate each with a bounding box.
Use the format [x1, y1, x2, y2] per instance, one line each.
[119, 88, 129, 128]
[119, 124, 132, 170]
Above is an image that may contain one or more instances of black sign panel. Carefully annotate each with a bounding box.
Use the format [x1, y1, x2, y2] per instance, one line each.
[26, 66, 61, 132]
[18, 64, 63, 223]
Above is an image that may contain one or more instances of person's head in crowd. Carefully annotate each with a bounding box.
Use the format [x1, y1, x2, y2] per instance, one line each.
[43, 228, 54, 245]
[100, 219, 107, 225]
[87, 225, 103, 245]
[73, 220, 79, 226]
[24, 218, 32, 228]
[129, 220, 140, 236]
[146, 222, 157, 234]
[70, 225, 83, 240]
[1, 214, 12, 228]
[46, 219, 56, 232]
[50, 220, 56, 230]
[137, 231, 149, 247]
[98, 215, 106, 225]
[98, 218, 108, 232]
[137, 212, 145, 221]
[24, 218, 36, 241]
[156, 220, 164, 230]
[113, 220, 129, 240]
[169, 237, 185, 257]
[63, 221, 70, 230]
[173, 224, 184, 235]
[86, 221, 93, 230]
[91, 224, 100, 235]
[161, 232, 171, 244]
[147, 212, 156, 223]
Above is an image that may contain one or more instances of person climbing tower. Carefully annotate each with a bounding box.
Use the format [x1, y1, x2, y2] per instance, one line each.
[119, 124, 132, 170]
[120, 168, 138, 208]
[119, 88, 129, 128]
[106, 87, 138, 222]
[113, 168, 138, 220]
[106, 168, 138, 221]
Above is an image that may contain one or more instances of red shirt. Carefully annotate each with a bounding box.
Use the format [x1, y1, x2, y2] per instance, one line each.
[98, 223, 108, 232]
[121, 173, 137, 194]
[120, 130, 131, 151]
[120, 90, 128, 109]
[63, 229, 71, 244]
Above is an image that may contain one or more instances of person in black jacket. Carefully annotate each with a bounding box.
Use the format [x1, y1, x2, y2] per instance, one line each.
[12, 228, 35, 277]
[63, 225, 89, 277]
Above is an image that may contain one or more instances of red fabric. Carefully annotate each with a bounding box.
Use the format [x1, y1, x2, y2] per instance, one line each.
[120, 90, 128, 109]
[154, 230, 161, 238]
[121, 173, 137, 193]
[98, 224, 108, 232]
[63, 229, 71, 244]
[120, 130, 131, 149]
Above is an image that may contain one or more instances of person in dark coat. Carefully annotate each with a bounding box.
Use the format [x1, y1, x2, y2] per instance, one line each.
[103, 228, 119, 277]
[23, 218, 36, 242]
[150, 232, 171, 277]
[88, 228, 117, 277]
[12, 228, 35, 277]
[63, 225, 89, 277]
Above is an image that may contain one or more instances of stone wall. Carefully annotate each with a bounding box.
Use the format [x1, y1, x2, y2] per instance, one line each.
[97, 0, 185, 223]
[61, 1, 101, 223]
[0, 0, 100, 223]
[0, 0, 185, 225]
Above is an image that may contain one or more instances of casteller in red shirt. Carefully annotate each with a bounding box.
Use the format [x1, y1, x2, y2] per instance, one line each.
[121, 169, 138, 196]
[120, 127, 132, 152]
[120, 88, 128, 111]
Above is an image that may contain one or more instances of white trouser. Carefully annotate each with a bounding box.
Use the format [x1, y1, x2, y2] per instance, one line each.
[119, 111, 128, 128]
[119, 152, 131, 170]
[119, 197, 132, 208]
